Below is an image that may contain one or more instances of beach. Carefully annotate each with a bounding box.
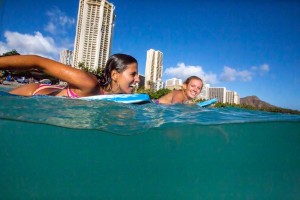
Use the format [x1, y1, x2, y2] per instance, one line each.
[0, 82, 23, 89]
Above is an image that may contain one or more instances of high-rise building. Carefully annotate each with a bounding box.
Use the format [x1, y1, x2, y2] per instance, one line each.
[199, 83, 210, 100]
[145, 49, 163, 91]
[226, 90, 240, 104]
[155, 78, 164, 91]
[60, 50, 73, 66]
[165, 78, 182, 90]
[208, 87, 240, 104]
[209, 87, 227, 103]
[73, 0, 115, 72]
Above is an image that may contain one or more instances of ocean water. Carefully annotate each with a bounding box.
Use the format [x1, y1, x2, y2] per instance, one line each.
[1, 88, 300, 199]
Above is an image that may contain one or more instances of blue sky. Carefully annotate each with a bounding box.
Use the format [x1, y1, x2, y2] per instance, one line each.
[0, 0, 299, 110]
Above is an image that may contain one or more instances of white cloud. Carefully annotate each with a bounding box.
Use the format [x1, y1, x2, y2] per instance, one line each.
[251, 64, 270, 76]
[0, 41, 9, 53]
[238, 70, 253, 81]
[260, 64, 269, 72]
[251, 66, 257, 70]
[259, 64, 270, 76]
[44, 22, 56, 35]
[0, 31, 62, 58]
[0, 7, 75, 58]
[44, 7, 75, 35]
[161, 62, 270, 85]
[220, 66, 253, 82]
[164, 63, 218, 84]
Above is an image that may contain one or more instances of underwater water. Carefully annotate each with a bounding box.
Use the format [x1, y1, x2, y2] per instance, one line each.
[1, 89, 300, 199]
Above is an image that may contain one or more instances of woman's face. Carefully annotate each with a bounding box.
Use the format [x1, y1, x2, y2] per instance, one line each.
[113, 62, 140, 94]
[184, 79, 203, 99]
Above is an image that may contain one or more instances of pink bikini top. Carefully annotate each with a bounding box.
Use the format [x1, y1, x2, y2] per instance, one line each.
[32, 84, 79, 98]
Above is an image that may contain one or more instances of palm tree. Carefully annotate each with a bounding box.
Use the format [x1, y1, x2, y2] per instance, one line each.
[147, 80, 155, 90]
[0, 49, 20, 57]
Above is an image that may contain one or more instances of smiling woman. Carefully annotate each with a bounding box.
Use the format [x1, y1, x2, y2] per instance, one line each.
[156, 76, 203, 104]
[0, 53, 140, 97]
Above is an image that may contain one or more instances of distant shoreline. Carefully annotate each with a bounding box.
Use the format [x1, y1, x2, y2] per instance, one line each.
[0, 84, 20, 89]
[0, 83, 24, 90]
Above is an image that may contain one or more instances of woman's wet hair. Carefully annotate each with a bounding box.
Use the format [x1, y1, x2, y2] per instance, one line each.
[99, 53, 137, 86]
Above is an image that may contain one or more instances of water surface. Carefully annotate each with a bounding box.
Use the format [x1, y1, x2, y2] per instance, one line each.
[0, 89, 300, 199]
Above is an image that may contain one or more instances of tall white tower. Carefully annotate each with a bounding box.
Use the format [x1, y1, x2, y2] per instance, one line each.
[145, 49, 163, 90]
[73, 0, 115, 71]
[209, 87, 227, 103]
[60, 50, 73, 66]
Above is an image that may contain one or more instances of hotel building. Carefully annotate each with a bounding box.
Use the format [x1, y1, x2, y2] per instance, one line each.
[199, 83, 210, 100]
[226, 90, 240, 104]
[208, 87, 227, 103]
[165, 78, 182, 90]
[59, 50, 73, 66]
[208, 87, 240, 104]
[73, 0, 115, 71]
[145, 49, 163, 91]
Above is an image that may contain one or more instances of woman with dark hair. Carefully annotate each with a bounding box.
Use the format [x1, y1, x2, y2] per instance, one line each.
[156, 76, 203, 105]
[0, 54, 140, 97]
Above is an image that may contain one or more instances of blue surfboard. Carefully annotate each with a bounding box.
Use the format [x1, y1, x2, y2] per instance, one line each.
[197, 98, 218, 107]
[0, 90, 216, 106]
[80, 94, 217, 106]
[79, 94, 152, 104]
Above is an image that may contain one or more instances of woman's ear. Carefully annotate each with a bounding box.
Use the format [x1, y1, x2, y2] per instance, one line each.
[182, 83, 187, 90]
[111, 70, 118, 81]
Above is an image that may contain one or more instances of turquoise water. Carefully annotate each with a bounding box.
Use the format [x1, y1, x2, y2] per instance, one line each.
[1, 89, 300, 199]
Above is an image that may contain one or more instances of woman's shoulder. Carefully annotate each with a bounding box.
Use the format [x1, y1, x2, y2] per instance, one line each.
[172, 89, 184, 97]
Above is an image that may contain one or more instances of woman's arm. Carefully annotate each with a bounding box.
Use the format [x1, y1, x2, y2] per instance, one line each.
[0, 55, 98, 94]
